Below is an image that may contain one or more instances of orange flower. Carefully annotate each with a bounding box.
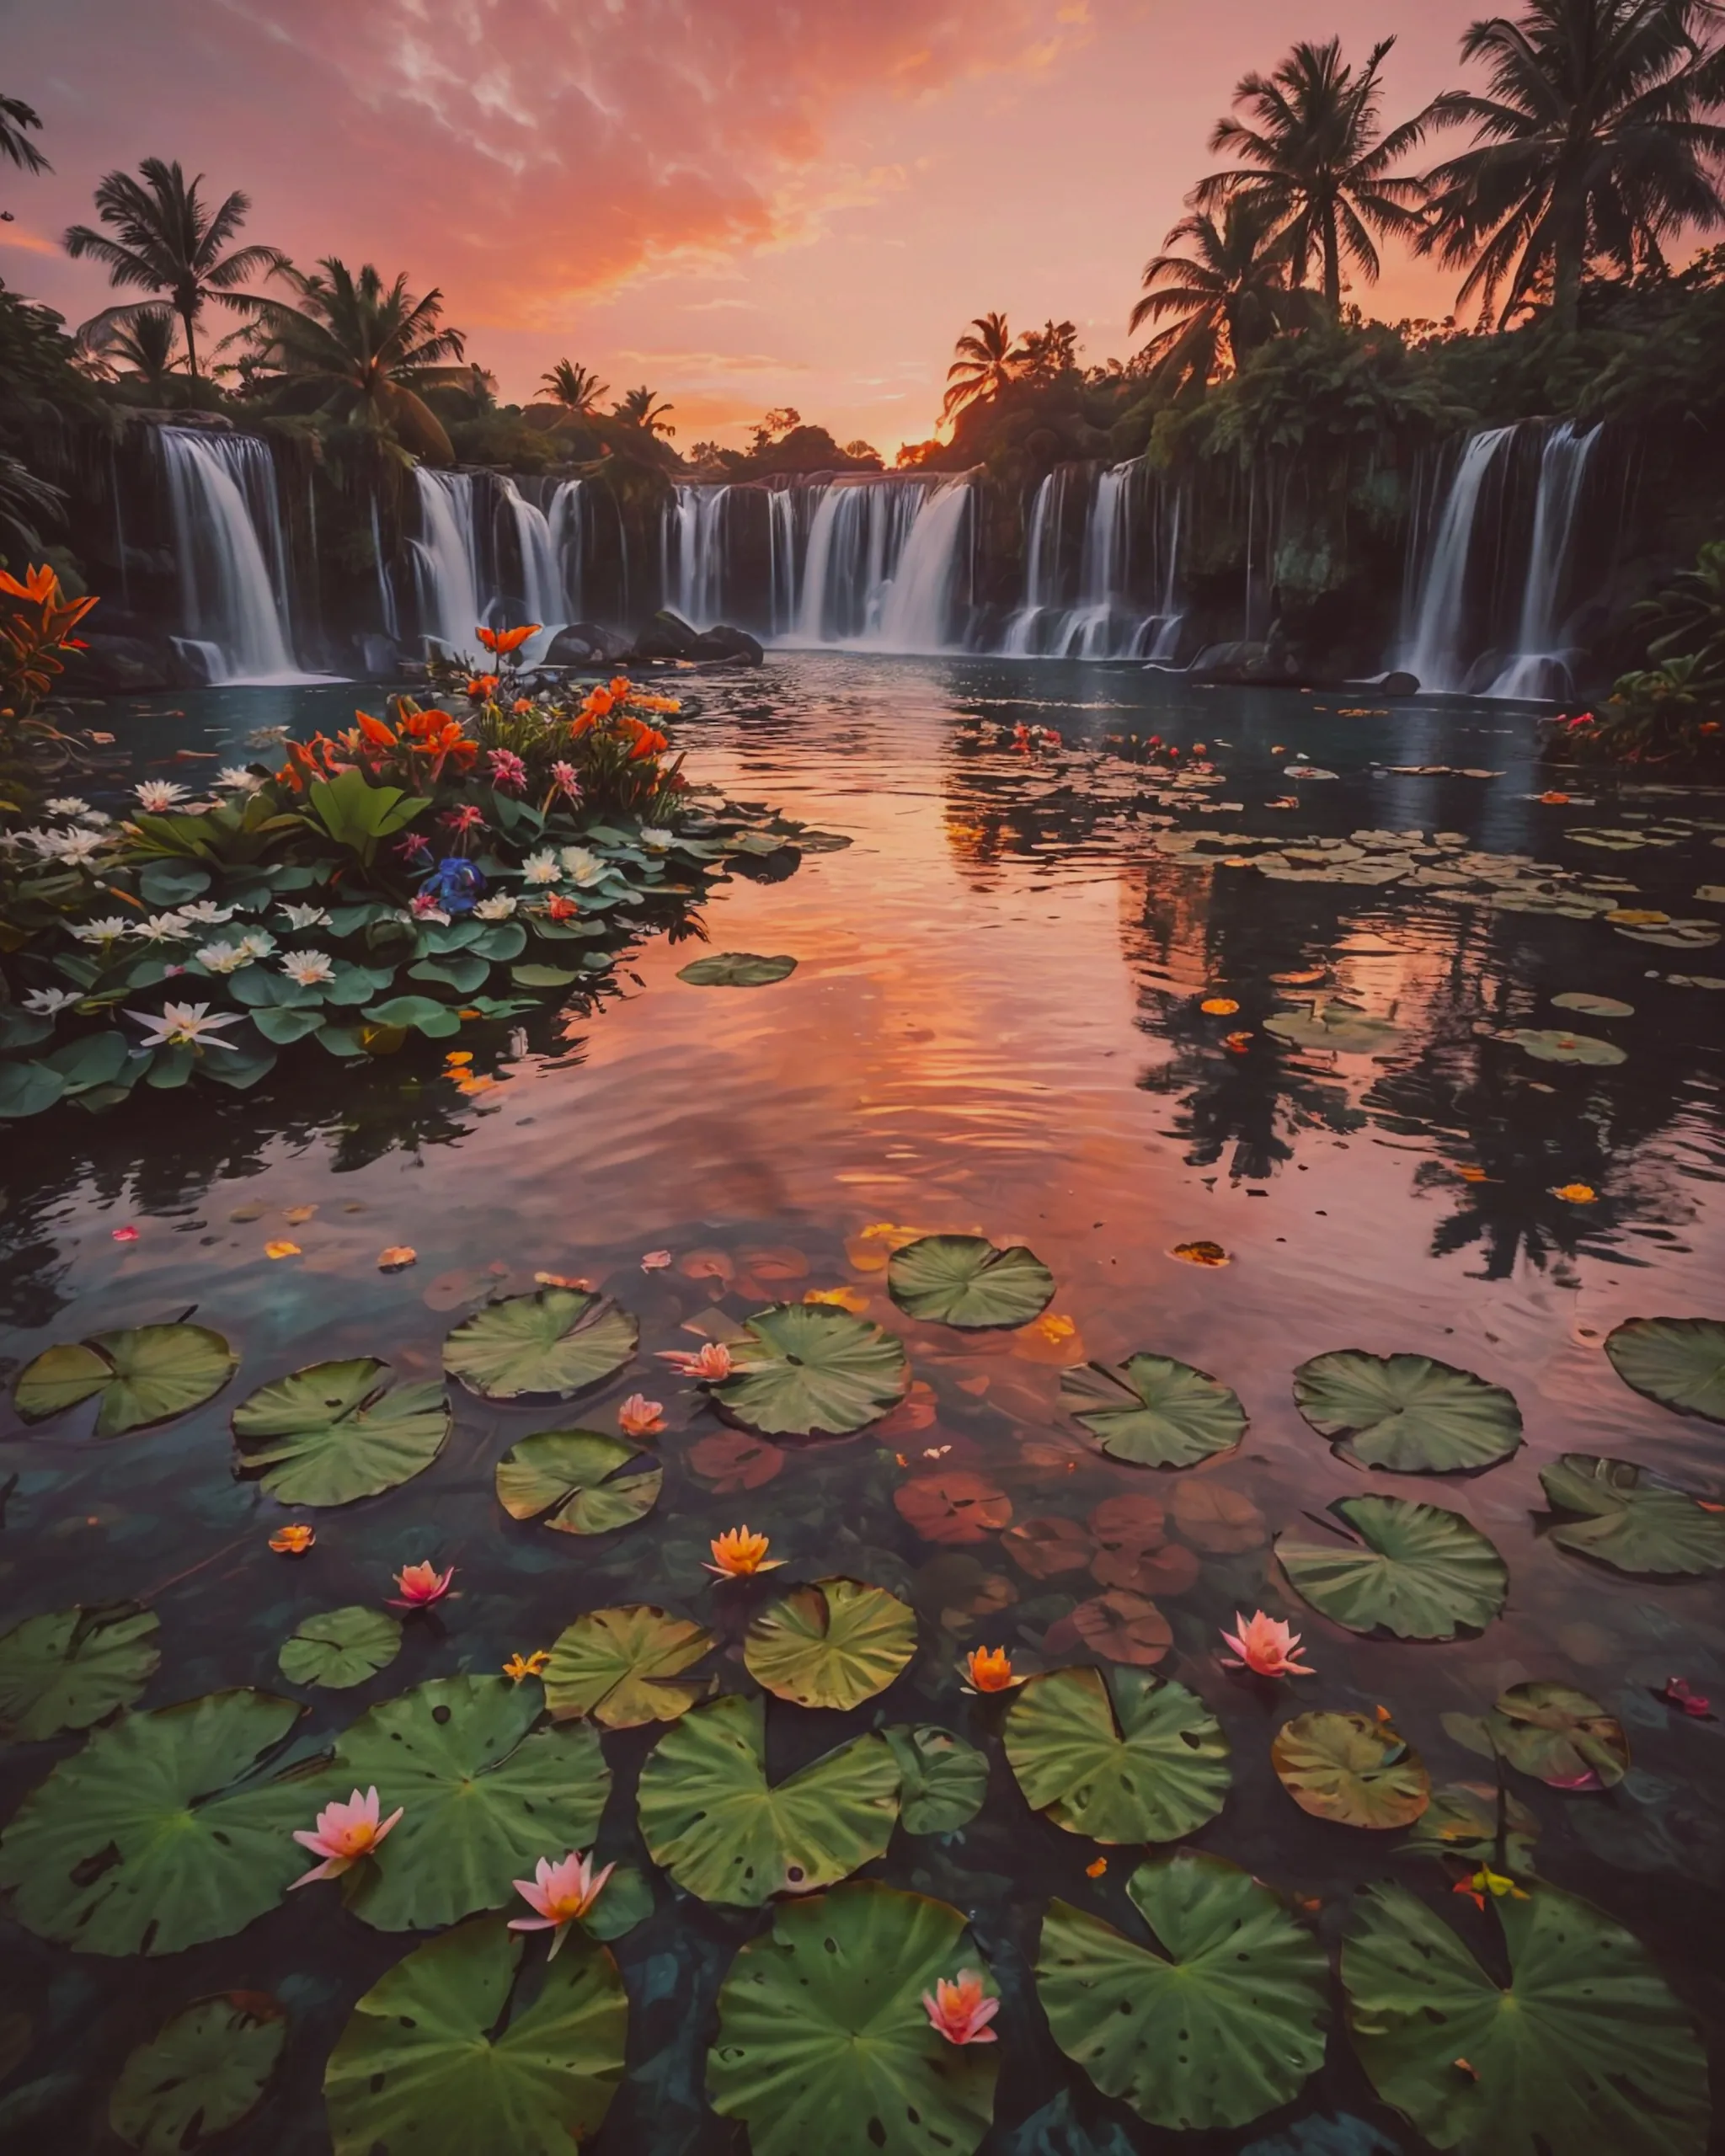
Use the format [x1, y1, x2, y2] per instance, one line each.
[544, 892, 580, 921]
[1222, 1029, 1252, 1053]
[705, 1526, 784, 1577]
[1200, 996, 1239, 1016]
[1085, 1856, 1108, 1877]
[476, 622, 540, 655]
[618, 1393, 665, 1438]
[377, 1246, 418, 1270]
[504, 1650, 551, 1682]
[270, 1524, 315, 1555]
[512, 697, 535, 714]
[355, 709, 398, 747]
[961, 1646, 1025, 1694]
[466, 674, 500, 700]
[608, 675, 633, 697]
[627, 725, 669, 761]
[580, 686, 615, 722]
[1551, 1182, 1596, 1203]
[922, 1971, 998, 2046]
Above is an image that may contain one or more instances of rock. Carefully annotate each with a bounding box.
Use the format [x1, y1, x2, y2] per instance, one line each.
[543, 622, 632, 667]
[73, 631, 184, 693]
[1345, 670, 1420, 696]
[632, 609, 704, 661]
[690, 623, 764, 666]
[358, 633, 402, 675]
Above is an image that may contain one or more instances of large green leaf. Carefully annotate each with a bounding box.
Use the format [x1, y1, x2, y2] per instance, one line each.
[887, 1235, 1055, 1329]
[1508, 1027, 1626, 1065]
[1003, 1666, 1230, 1844]
[1036, 1851, 1328, 2131]
[277, 1606, 402, 1690]
[883, 1726, 989, 1835]
[494, 1429, 660, 1534]
[1265, 1002, 1400, 1053]
[1276, 1496, 1507, 1639]
[1292, 1352, 1522, 1474]
[638, 1693, 899, 1906]
[1060, 1353, 1246, 1467]
[13, 1324, 237, 1437]
[231, 1358, 451, 1506]
[1402, 1782, 1541, 1872]
[744, 1578, 917, 1710]
[708, 1881, 998, 2156]
[304, 766, 430, 867]
[542, 1604, 713, 1729]
[1604, 1316, 1725, 1422]
[1540, 1454, 1725, 1576]
[443, 1289, 638, 1401]
[330, 1675, 610, 1931]
[711, 1302, 909, 1436]
[1342, 1880, 1709, 2156]
[676, 951, 797, 986]
[1271, 1710, 1431, 1828]
[0, 1690, 312, 1956]
[109, 1992, 287, 2156]
[0, 1604, 160, 1741]
[1444, 1680, 1630, 1789]
[324, 1916, 626, 2156]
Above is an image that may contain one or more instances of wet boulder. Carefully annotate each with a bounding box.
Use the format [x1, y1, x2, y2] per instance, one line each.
[543, 621, 633, 667]
[690, 624, 764, 666]
[632, 610, 704, 660]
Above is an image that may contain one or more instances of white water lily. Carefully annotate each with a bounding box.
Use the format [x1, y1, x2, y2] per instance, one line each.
[36, 827, 109, 864]
[237, 931, 276, 959]
[23, 986, 83, 1015]
[216, 765, 264, 792]
[133, 911, 193, 943]
[44, 797, 91, 818]
[195, 940, 254, 974]
[126, 1001, 245, 1050]
[279, 949, 335, 987]
[473, 894, 518, 920]
[559, 846, 605, 886]
[135, 780, 191, 812]
[175, 900, 237, 926]
[639, 827, 673, 853]
[280, 903, 332, 931]
[70, 915, 134, 943]
[521, 849, 561, 885]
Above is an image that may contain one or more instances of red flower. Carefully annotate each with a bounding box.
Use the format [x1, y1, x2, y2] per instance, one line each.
[476, 623, 539, 655]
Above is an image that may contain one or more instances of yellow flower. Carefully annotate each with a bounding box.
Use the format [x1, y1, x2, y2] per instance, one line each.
[1200, 996, 1240, 1015]
[504, 1650, 551, 1682]
[705, 1526, 783, 1577]
[264, 1240, 301, 1260]
[1551, 1182, 1596, 1203]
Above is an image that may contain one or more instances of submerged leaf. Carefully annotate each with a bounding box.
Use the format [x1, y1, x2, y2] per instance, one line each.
[882, 1725, 989, 1835]
[109, 1993, 286, 2156]
[676, 951, 797, 986]
[1445, 1680, 1630, 1789]
[0, 1604, 161, 1742]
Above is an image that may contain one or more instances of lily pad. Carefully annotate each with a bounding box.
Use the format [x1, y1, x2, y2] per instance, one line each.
[708, 1881, 998, 2156]
[1271, 1711, 1431, 1828]
[331, 1675, 610, 1931]
[638, 1693, 899, 1906]
[883, 1726, 989, 1835]
[1507, 1027, 1626, 1065]
[0, 1689, 312, 1955]
[444, 1289, 638, 1401]
[0, 1604, 161, 1741]
[277, 1606, 402, 1690]
[1276, 1496, 1507, 1639]
[324, 1916, 626, 2156]
[745, 1577, 917, 1710]
[1402, 1781, 1541, 1871]
[1341, 1880, 1709, 2156]
[676, 951, 797, 986]
[1604, 1316, 1725, 1422]
[711, 1301, 909, 1436]
[1551, 992, 1633, 1017]
[1292, 1352, 1522, 1474]
[1265, 1003, 1401, 1054]
[895, 1470, 1012, 1544]
[1060, 1353, 1246, 1467]
[1444, 1679, 1630, 1790]
[13, 1324, 237, 1437]
[1540, 1454, 1725, 1576]
[542, 1604, 713, 1729]
[231, 1358, 451, 1507]
[1004, 1666, 1230, 1844]
[887, 1235, 1055, 1329]
[1037, 1851, 1328, 2132]
[494, 1429, 662, 1534]
[109, 1992, 287, 2156]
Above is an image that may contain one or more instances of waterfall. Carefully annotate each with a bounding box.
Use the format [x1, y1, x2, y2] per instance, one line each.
[1396, 428, 1516, 691]
[664, 483, 731, 627]
[156, 427, 312, 683]
[767, 487, 800, 637]
[871, 478, 973, 653]
[1485, 422, 1603, 699]
[1001, 471, 1066, 654]
[1001, 462, 1158, 659]
[1137, 483, 1186, 660]
[368, 494, 398, 642]
[412, 469, 483, 653]
[547, 480, 585, 617]
[496, 477, 563, 629]
[793, 478, 932, 644]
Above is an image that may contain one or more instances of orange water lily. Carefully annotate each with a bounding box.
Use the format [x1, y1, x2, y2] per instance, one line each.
[509, 1849, 614, 1955]
[476, 622, 540, 655]
[618, 1393, 665, 1438]
[269, 1524, 315, 1555]
[504, 1649, 551, 1682]
[656, 1341, 734, 1380]
[1551, 1182, 1596, 1203]
[291, 1786, 403, 1886]
[706, 1525, 783, 1577]
[922, 1970, 999, 2046]
[1220, 1610, 1314, 1678]
[961, 1646, 1025, 1694]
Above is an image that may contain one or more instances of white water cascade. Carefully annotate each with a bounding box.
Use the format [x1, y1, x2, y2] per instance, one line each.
[766, 488, 800, 637]
[157, 428, 312, 683]
[870, 478, 974, 653]
[547, 480, 585, 619]
[793, 478, 943, 646]
[1485, 422, 1603, 698]
[664, 484, 732, 627]
[497, 477, 563, 630]
[411, 469, 483, 653]
[1397, 427, 1516, 691]
[1001, 468, 1071, 654]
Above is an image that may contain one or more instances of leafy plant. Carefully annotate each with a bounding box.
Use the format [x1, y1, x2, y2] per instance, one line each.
[302, 766, 430, 867]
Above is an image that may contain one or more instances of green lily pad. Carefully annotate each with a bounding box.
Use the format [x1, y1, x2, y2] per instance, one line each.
[324, 1916, 626, 2156]
[510, 962, 579, 989]
[277, 1606, 402, 1690]
[1604, 1316, 1725, 1422]
[494, 1429, 661, 1534]
[1265, 1003, 1401, 1054]
[0, 1604, 161, 1741]
[1444, 1680, 1630, 1789]
[887, 1235, 1055, 1329]
[883, 1725, 989, 1835]
[361, 993, 463, 1038]
[443, 1288, 638, 1401]
[1402, 1781, 1541, 1871]
[1551, 992, 1633, 1017]
[676, 951, 797, 986]
[1614, 919, 1719, 948]
[1003, 1666, 1230, 1844]
[745, 1577, 917, 1710]
[711, 1301, 909, 1436]
[1060, 1353, 1246, 1467]
[0, 1689, 312, 1956]
[638, 1693, 899, 1906]
[13, 1323, 237, 1437]
[542, 1604, 713, 1729]
[331, 1675, 610, 1931]
[1037, 1851, 1328, 2132]
[1292, 1352, 1522, 1474]
[1540, 1454, 1725, 1576]
[1341, 1880, 1709, 2156]
[0, 1059, 65, 1117]
[1276, 1496, 1508, 1640]
[109, 1992, 287, 2155]
[1271, 1710, 1431, 1828]
[1508, 1027, 1626, 1065]
[231, 1358, 451, 1506]
[708, 1881, 998, 2156]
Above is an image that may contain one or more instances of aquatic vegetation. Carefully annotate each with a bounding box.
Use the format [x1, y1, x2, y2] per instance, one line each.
[495, 1430, 661, 1536]
[1060, 1351, 1247, 1466]
[291, 1785, 404, 1887]
[886, 1232, 1056, 1328]
[508, 1848, 614, 1955]
[1271, 1710, 1431, 1827]
[922, 1969, 998, 2046]
[1220, 1609, 1316, 1678]
[704, 1524, 781, 1576]
[1291, 1349, 1524, 1473]
[1276, 1494, 1509, 1639]
[388, 1561, 456, 1609]
[959, 1644, 1023, 1694]
[109, 1993, 287, 2156]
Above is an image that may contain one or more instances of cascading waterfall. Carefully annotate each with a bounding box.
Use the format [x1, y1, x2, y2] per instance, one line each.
[871, 478, 974, 654]
[496, 477, 563, 632]
[1485, 422, 1602, 699]
[412, 469, 483, 653]
[1397, 428, 1515, 691]
[1003, 461, 1172, 659]
[156, 427, 308, 682]
[1001, 469, 1070, 654]
[793, 478, 937, 645]
[664, 484, 732, 627]
[547, 481, 585, 619]
[766, 488, 800, 637]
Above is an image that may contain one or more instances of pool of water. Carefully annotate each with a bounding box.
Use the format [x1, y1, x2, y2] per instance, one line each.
[3, 654, 1722, 2153]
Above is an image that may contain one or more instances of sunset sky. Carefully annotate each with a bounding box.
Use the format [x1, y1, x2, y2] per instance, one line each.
[6, 0, 1490, 455]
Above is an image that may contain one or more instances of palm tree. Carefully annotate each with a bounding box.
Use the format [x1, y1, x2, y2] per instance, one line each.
[942, 312, 1031, 421]
[240, 259, 471, 462]
[0, 91, 50, 177]
[538, 359, 610, 414]
[1194, 38, 1434, 312]
[612, 386, 676, 436]
[76, 306, 185, 397]
[1418, 0, 1725, 328]
[63, 157, 281, 376]
[1130, 202, 1309, 389]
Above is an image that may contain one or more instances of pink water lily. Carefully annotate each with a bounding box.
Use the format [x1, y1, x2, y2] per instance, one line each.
[509, 1849, 616, 1956]
[1220, 1610, 1315, 1678]
[389, 1560, 456, 1609]
[291, 1786, 403, 1887]
[619, 1393, 665, 1438]
[656, 1342, 734, 1380]
[923, 1969, 998, 2046]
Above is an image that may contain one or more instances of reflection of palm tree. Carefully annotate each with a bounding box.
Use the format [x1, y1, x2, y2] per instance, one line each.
[1418, 0, 1725, 329]
[1193, 37, 1432, 312]
[612, 386, 676, 436]
[942, 312, 1027, 421]
[63, 157, 282, 376]
[538, 360, 609, 413]
[1130, 202, 1308, 389]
